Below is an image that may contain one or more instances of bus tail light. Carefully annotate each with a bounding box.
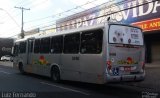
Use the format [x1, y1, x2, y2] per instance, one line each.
[140, 61, 145, 73]
[107, 61, 112, 70]
[141, 61, 145, 70]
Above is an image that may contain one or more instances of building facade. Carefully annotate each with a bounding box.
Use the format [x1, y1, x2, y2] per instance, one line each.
[0, 38, 14, 58]
[56, 0, 160, 63]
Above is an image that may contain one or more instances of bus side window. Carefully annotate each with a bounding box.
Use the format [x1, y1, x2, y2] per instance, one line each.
[13, 44, 19, 56]
[40, 37, 50, 53]
[34, 39, 40, 53]
[28, 40, 33, 53]
[19, 41, 26, 53]
[81, 29, 103, 54]
[50, 36, 63, 54]
[64, 33, 80, 54]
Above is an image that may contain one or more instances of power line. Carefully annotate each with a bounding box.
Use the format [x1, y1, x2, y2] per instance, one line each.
[13, 0, 50, 21]
[12, 0, 136, 30]
[25, 0, 108, 31]
[41, 0, 158, 31]
[0, 0, 47, 23]
[0, 0, 102, 25]
[8, 0, 158, 38]
[25, 0, 127, 30]
[0, 8, 20, 27]
[23, 0, 101, 30]
[0, 0, 33, 20]
[7, 0, 105, 38]
[25, 0, 100, 24]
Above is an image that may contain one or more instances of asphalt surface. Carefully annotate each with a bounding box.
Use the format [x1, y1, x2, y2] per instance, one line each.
[0, 62, 159, 98]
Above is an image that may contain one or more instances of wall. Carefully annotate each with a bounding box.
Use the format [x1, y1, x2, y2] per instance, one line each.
[0, 38, 14, 58]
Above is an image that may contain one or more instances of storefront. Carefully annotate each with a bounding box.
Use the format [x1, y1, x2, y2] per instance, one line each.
[145, 30, 160, 63]
[56, 0, 160, 63]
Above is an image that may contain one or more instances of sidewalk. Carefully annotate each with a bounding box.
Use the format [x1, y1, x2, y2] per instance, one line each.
[0, 61, 13, 67]
[123, 63, 160, 92]
[145, 62, 160, 68]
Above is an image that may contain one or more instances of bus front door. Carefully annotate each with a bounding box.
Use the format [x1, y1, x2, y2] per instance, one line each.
[26, 39, 34, 73]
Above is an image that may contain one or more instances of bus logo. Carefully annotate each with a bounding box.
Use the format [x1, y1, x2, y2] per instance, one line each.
[32, 55, 49, 65]
[117, 57, 138, 65]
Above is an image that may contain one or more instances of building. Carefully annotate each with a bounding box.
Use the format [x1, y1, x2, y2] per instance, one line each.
[0, 38, 14, 58]
[56, 0, 160, 63]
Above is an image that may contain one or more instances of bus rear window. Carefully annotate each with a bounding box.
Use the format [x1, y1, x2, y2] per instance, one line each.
[109, 25, 144, 46]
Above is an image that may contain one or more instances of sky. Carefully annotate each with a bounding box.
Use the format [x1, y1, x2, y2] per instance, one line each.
[0, 0, 108, 38]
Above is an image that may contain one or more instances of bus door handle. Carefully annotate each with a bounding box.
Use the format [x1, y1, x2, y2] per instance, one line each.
[72, 56, 79, 60]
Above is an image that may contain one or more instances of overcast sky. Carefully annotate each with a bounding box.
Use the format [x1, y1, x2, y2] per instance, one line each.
[0, 0, 108, 38]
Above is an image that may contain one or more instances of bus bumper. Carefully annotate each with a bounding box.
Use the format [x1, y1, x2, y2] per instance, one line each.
[105, 72, 145, 83]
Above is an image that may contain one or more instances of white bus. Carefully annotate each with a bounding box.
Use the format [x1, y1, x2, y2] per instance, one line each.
[12, 23, 145, 84]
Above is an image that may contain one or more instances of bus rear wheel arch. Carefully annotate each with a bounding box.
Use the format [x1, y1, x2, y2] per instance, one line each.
[51, 66, 61, 83]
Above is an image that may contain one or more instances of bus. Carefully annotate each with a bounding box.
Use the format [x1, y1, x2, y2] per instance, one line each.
[12, 23, 145, 84]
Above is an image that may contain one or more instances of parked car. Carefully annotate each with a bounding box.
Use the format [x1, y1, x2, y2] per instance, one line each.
[1, 55, 13, 61]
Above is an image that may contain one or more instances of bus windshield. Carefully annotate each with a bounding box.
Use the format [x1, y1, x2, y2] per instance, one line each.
[109, 24, 144, 46]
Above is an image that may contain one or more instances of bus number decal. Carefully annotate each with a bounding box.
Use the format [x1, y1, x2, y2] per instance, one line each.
[109, 53, 116, 56]
[72, 56, 79, 61]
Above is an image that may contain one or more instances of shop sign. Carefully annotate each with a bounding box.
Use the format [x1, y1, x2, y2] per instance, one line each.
[132, 18, 160, 32]
[56, 0, 160, 32]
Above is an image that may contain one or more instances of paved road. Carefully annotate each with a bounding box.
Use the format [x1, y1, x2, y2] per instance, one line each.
[0, 63, 159, 98]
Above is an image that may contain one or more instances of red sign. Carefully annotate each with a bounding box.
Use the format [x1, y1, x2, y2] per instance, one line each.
[132, 18, 160, 32]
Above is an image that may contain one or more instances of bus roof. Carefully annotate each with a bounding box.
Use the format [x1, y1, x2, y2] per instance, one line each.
[38, 23, 106, 39]
[16, 22, 107, 42]
[15, 22, 141, 42]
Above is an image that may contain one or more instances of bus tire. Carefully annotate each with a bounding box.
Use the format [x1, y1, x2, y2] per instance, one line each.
[51, 66, 60, 83]
[19, 62, 25, 74]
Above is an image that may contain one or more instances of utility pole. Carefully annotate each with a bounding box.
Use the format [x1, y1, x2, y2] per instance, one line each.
[15, 7, 30, 38]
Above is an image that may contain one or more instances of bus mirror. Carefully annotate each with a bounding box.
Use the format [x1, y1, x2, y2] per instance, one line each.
[107, 17, 110, 21]
[51, 49, 54, 53]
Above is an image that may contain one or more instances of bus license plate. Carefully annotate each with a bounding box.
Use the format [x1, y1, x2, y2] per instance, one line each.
[124, 66, 131, 71]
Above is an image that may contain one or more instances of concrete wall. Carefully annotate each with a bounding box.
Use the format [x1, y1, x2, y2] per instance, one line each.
[0, 38, 14, 58]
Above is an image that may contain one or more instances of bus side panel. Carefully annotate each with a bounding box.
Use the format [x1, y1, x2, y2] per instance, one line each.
[30, 54, 61, 77]
[79, 27, 107, 84]
[61, 54, 81, 81]
[80, 54, 105, 84]
[47, 54, 62, 76]
[30, 54, 41, 75]
[18, 53, 28, 71]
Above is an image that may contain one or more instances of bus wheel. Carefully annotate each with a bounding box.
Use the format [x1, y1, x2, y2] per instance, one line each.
[51, 67, 60, 83]
[19, 63, 25, 74]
